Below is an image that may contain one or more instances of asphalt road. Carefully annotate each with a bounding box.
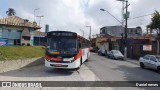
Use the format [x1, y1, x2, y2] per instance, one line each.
[85, 52, 160, 90]
[0, 53, 160, 90]
[0, 59, 110, 90]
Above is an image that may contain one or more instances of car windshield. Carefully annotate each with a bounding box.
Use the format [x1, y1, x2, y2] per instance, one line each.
[47, 38, 77, 54]
[156, 57, 160, 61]
[113, 50, 121, 55]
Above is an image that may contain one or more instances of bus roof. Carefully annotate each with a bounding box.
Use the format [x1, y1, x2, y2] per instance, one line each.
[47, 31, 90, 43]
[47, 31, 76, 34]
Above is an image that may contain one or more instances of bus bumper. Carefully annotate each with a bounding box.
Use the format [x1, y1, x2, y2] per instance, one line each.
[45, 58, 81, 69]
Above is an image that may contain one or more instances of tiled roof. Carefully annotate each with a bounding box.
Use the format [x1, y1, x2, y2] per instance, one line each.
[34, 31, 47, 36]
[0, 16, 41, 29]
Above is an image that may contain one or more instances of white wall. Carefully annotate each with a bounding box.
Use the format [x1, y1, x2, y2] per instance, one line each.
[100, 43, 109, 51]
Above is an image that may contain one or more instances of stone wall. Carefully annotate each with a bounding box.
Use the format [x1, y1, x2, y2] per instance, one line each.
[0, 57, 44, 73]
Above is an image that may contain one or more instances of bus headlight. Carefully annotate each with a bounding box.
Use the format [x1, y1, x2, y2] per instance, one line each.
[46, 58, 50, 61]
[63, 57, 74, 62]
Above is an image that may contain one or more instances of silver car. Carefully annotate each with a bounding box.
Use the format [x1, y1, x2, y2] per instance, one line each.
[98, 49, 106, 56]
[139, 55, 160, 73]
[107, 50, 124, 60]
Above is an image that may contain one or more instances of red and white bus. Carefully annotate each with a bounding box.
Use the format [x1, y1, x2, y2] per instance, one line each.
[45, 31, 90, 69]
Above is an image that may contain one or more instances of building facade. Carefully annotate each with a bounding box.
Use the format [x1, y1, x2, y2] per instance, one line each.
[0, 16, 41, 46]
[100, 26, 142, 38]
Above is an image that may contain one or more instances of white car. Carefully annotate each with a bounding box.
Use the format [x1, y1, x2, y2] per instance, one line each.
[139, 55, 160, 73]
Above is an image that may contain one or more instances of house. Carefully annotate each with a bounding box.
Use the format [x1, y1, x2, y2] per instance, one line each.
[0, 16, 41, 46]
[97, 34, 121, 52]
[34, 31, 47, 46]
[98, 26, 143, 51]
[95, 25, 160, 59]
[100, 26, 142, 38]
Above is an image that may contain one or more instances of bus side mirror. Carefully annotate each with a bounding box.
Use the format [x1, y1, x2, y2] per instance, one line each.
[42, 44, 47, 50]
[42, 46, 46, 50]
[43, 44, 47, 47]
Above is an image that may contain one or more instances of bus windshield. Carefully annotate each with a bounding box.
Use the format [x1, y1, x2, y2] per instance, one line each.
[47, 38, 77, 55]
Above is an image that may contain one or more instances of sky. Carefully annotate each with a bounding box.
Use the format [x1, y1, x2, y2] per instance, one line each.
[0, 0, 160, 38]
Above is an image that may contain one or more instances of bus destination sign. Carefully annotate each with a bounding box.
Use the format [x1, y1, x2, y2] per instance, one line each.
[51, 32, 76, 37]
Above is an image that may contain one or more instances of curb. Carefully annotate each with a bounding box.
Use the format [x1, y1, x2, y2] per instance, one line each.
[126, 59, 139, 65]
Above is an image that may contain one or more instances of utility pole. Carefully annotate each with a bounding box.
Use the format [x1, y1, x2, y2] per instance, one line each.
[117, 0, 125, 26]
[124, 0, 129, 58]
[37, 15, 44, 46]
[86, 26, 91, 41]
[117, 0, 129, 58]
[122, 1, 125, 26]
[79, 29, 84, 37]
[34, 8, 40, 22]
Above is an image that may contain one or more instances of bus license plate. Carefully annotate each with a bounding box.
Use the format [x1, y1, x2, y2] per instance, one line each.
[54, 64, 62, 67]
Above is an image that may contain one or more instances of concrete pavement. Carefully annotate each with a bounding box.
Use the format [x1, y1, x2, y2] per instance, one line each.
[85, 53, 160, 90]
[0, 60, 111, 90]
[0, 53, 159, 90]
[126, 58, 139, 65]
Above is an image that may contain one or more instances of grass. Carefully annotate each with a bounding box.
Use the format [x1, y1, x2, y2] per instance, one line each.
[0, 46, 45, 61]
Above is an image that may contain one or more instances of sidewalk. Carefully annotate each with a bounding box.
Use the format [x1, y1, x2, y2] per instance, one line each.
[126, 58, 139, 65]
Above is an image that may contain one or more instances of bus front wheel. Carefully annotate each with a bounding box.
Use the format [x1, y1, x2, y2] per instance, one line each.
[76, 57, 82, 70]
[86, 53, 89, 62]
[80, 57, 82, 65]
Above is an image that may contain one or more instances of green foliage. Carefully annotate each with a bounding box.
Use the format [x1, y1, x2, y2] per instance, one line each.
[0, 46, 45, 61]
[149, 10, 160, 29]
[6, 8, 16, 16]
[156, 34, 160, 40]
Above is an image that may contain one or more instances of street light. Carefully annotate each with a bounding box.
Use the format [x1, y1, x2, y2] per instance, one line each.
[37, 15, 44, 26]
[86, 26, 91, 41]
[79, 29, 84, 37]
[37, 15, 44, 46]
[100, 8, 123, 25]
[117, 0, 125, 26]
[34, 8, 40, 21]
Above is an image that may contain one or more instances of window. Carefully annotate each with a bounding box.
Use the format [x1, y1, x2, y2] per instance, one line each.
[0, 29, 2, 38]
[100, 30, 102, 34]
[17, 30, 22, 33]
[156, 57, 160, 61]
[48, 38, 77, 54]
[150, 56, 157, 62]
[100, 29, 105, 34]
[8, 29, 11, 32]
[135, 30, 138, 34]
[143, 55, 150, 60]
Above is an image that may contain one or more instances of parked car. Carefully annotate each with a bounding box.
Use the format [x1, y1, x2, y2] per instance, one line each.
[139, 55, 160, 73]
[90, 47, 95, 52]
[98, 48, 106, 56]
[107, 50, 124, 60]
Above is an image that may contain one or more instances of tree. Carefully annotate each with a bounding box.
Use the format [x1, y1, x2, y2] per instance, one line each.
[6, 8, 16, 16]
[148, 10, 160, 34]
[148, 10, 160, 55]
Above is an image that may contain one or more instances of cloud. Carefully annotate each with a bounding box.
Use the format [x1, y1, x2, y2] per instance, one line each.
[2, 0, 160, 38]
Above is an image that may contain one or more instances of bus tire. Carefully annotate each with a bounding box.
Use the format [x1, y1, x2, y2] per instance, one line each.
[80, 57, 83, 65]
[76, 57, 82, 70]
[86, 53, 89, 62]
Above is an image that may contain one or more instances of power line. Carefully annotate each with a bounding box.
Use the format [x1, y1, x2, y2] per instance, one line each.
[128, 11, 160, 20]
[128, 13, 153, 20]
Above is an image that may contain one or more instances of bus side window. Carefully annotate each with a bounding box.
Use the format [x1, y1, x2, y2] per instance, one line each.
[79, 43, 81, 48]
